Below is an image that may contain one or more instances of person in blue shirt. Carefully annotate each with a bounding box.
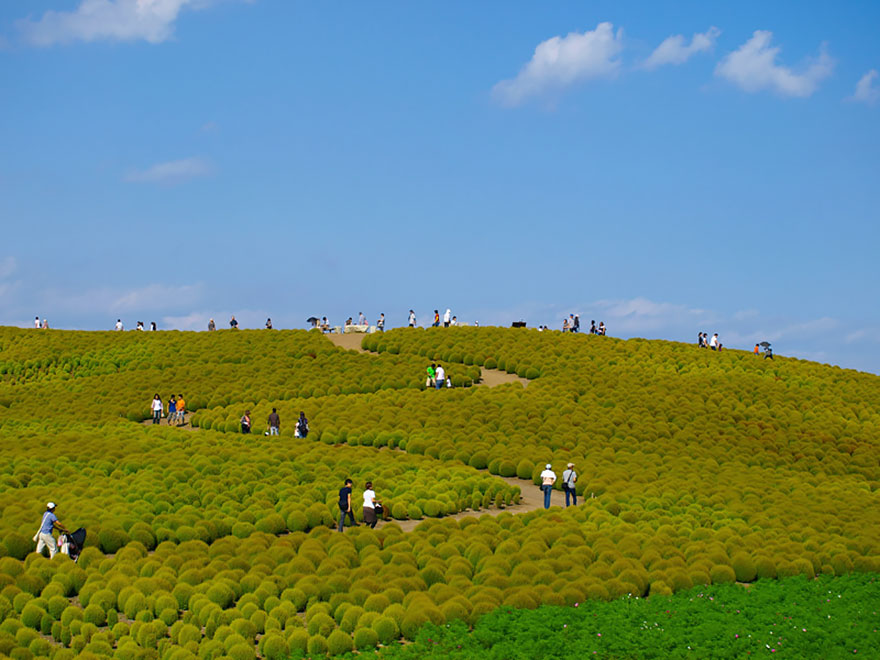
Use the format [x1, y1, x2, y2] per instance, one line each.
[167, 396, 177, 425]
[34, 502, 68, 558]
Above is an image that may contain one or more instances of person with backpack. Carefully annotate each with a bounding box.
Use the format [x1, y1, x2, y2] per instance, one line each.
[295, 412, 309, 438]
[240, 411, 251, 434]
[562, 463, 578, 507]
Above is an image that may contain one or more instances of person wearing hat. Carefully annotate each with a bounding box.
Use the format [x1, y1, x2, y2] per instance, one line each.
[33, 503, 68, 558]
[562, 463, 578, 507]
[539, 463, 557, 509]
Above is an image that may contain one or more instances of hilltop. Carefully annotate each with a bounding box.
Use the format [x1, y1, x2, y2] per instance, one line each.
[0, 325, 878, 659]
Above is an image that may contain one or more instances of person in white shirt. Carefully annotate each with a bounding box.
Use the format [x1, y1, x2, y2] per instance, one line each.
[443, 309, 451, 327]
[451, 316, 457, 326]
[115, 319, 123, 331]
[408, 310, 416, 327]
[540, 464, 556, 509]
[150, 394, 163, 425]
[710, 333, 718, 350]
[136, 321, 144, 331]
[34, 317, 41, 329]
[434, 364, 446, 389]
[562, 463, 578, 507]
[362, 482, 379, 529]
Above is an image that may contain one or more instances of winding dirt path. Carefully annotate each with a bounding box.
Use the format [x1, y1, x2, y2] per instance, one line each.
[325, 332, 529, 388]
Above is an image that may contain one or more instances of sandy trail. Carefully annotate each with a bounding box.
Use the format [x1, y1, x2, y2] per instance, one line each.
[324, 331, 529, 388]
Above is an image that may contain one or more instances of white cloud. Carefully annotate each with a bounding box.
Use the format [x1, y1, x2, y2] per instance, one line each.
[492, 22, 624, 106]
[715, 31, 833, 98]
[643, 26, 720, 70]
[0, 256, 17, 279]
[125, 157, 213, 184]
[849, 69, 879, 105]
[16, 0, 242, 47]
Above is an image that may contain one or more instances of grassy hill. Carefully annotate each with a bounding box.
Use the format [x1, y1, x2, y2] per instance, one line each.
[0, 325, 878, 659]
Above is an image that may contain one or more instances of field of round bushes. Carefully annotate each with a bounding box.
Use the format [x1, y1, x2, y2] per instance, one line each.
[0, 325, 878, 659]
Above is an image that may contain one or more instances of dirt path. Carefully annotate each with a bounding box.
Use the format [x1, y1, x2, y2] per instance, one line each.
[325, 332, 528, 388]
[140, 418, 198, 430]
[372, 475, 569, 532]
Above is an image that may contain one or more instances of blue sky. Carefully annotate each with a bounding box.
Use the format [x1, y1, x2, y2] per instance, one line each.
[1, 1, 878, 372]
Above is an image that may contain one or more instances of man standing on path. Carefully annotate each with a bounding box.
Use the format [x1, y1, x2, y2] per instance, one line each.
[267, 408, 280, 436]
[540, 464, 556, 509]
[34, 503, 68, 558]
[562, 463, 578, 507]
[337, 479, 356, 532]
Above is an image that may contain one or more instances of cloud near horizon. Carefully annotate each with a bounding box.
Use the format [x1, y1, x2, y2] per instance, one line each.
[642, 26, 720, 70]
[715, 30, 834, 97]
[492, 22, 624, 106]
[16, 0, 247, 47]
[125, 157, 213, 184]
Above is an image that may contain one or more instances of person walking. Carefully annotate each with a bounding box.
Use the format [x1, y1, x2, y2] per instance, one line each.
[115, 319, 124, 331]
[230, 316, 239, 329]
[562, 463, 578, 507]
[150, 394, 163, 425]
[267, 408, 280, 436]
[150, 321, 157, 331]
[337, 479, 356, 531]
[34, 503, 68, 559]
[435, 364, 446, 389]
[377, 314, 385, 331]
[362, 482, 379, 529]
[433, 310, 440, 327]
[265, 318, 273, 329]
[240, 410, 251, 434]
[295, 411, 309, 438]
[540, 464, 556, 509]
[175, 394, 186, 426]
[208, 318, 216, 331]
[599, 322, 606, 336]
[754, 344, 760, 355]
[709, 333, 718, 350]
[358, 312, 367, 326]
[443, 309, 451, 327]
[562, 318, 569, 332]
[574, 314, 580, 333]
[408, 310, 416, 327]
[34, 316, 41, 329]
[426, 363, 436, 388]
[764, 346, 774, 360]
[167, 396, 177, 426]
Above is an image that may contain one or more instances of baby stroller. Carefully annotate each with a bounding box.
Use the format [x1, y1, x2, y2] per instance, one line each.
[59, 528, 87, 563]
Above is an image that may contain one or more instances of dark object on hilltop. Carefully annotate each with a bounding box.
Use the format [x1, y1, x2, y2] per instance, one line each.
[306, 317, 319, 324]
[511, 321, 527, 328]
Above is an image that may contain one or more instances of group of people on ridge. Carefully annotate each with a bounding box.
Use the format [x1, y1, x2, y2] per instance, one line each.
[426, 363, 452, 389]
[337, 479, 381, 531]
[150, 393, 186, 426]
[697, 332, 722, 350]
[239, 409, 309, 437]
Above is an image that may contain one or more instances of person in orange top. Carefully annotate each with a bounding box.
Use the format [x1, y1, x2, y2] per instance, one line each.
[175, 394, 186, 426]
[754, 344, 760, 355]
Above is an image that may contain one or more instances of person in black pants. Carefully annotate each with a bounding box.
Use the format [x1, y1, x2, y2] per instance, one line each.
[337, 479, 356, 531]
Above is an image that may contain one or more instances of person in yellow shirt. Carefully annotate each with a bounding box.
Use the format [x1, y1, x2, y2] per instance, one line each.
[175, 394, 186, 426]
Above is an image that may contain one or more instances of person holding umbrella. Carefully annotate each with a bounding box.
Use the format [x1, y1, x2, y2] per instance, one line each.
[760, 342, 774, 360]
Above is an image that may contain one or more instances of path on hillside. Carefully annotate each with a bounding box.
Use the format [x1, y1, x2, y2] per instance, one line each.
[373, 475, 568, 532]
[325, 332, 529, 388]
